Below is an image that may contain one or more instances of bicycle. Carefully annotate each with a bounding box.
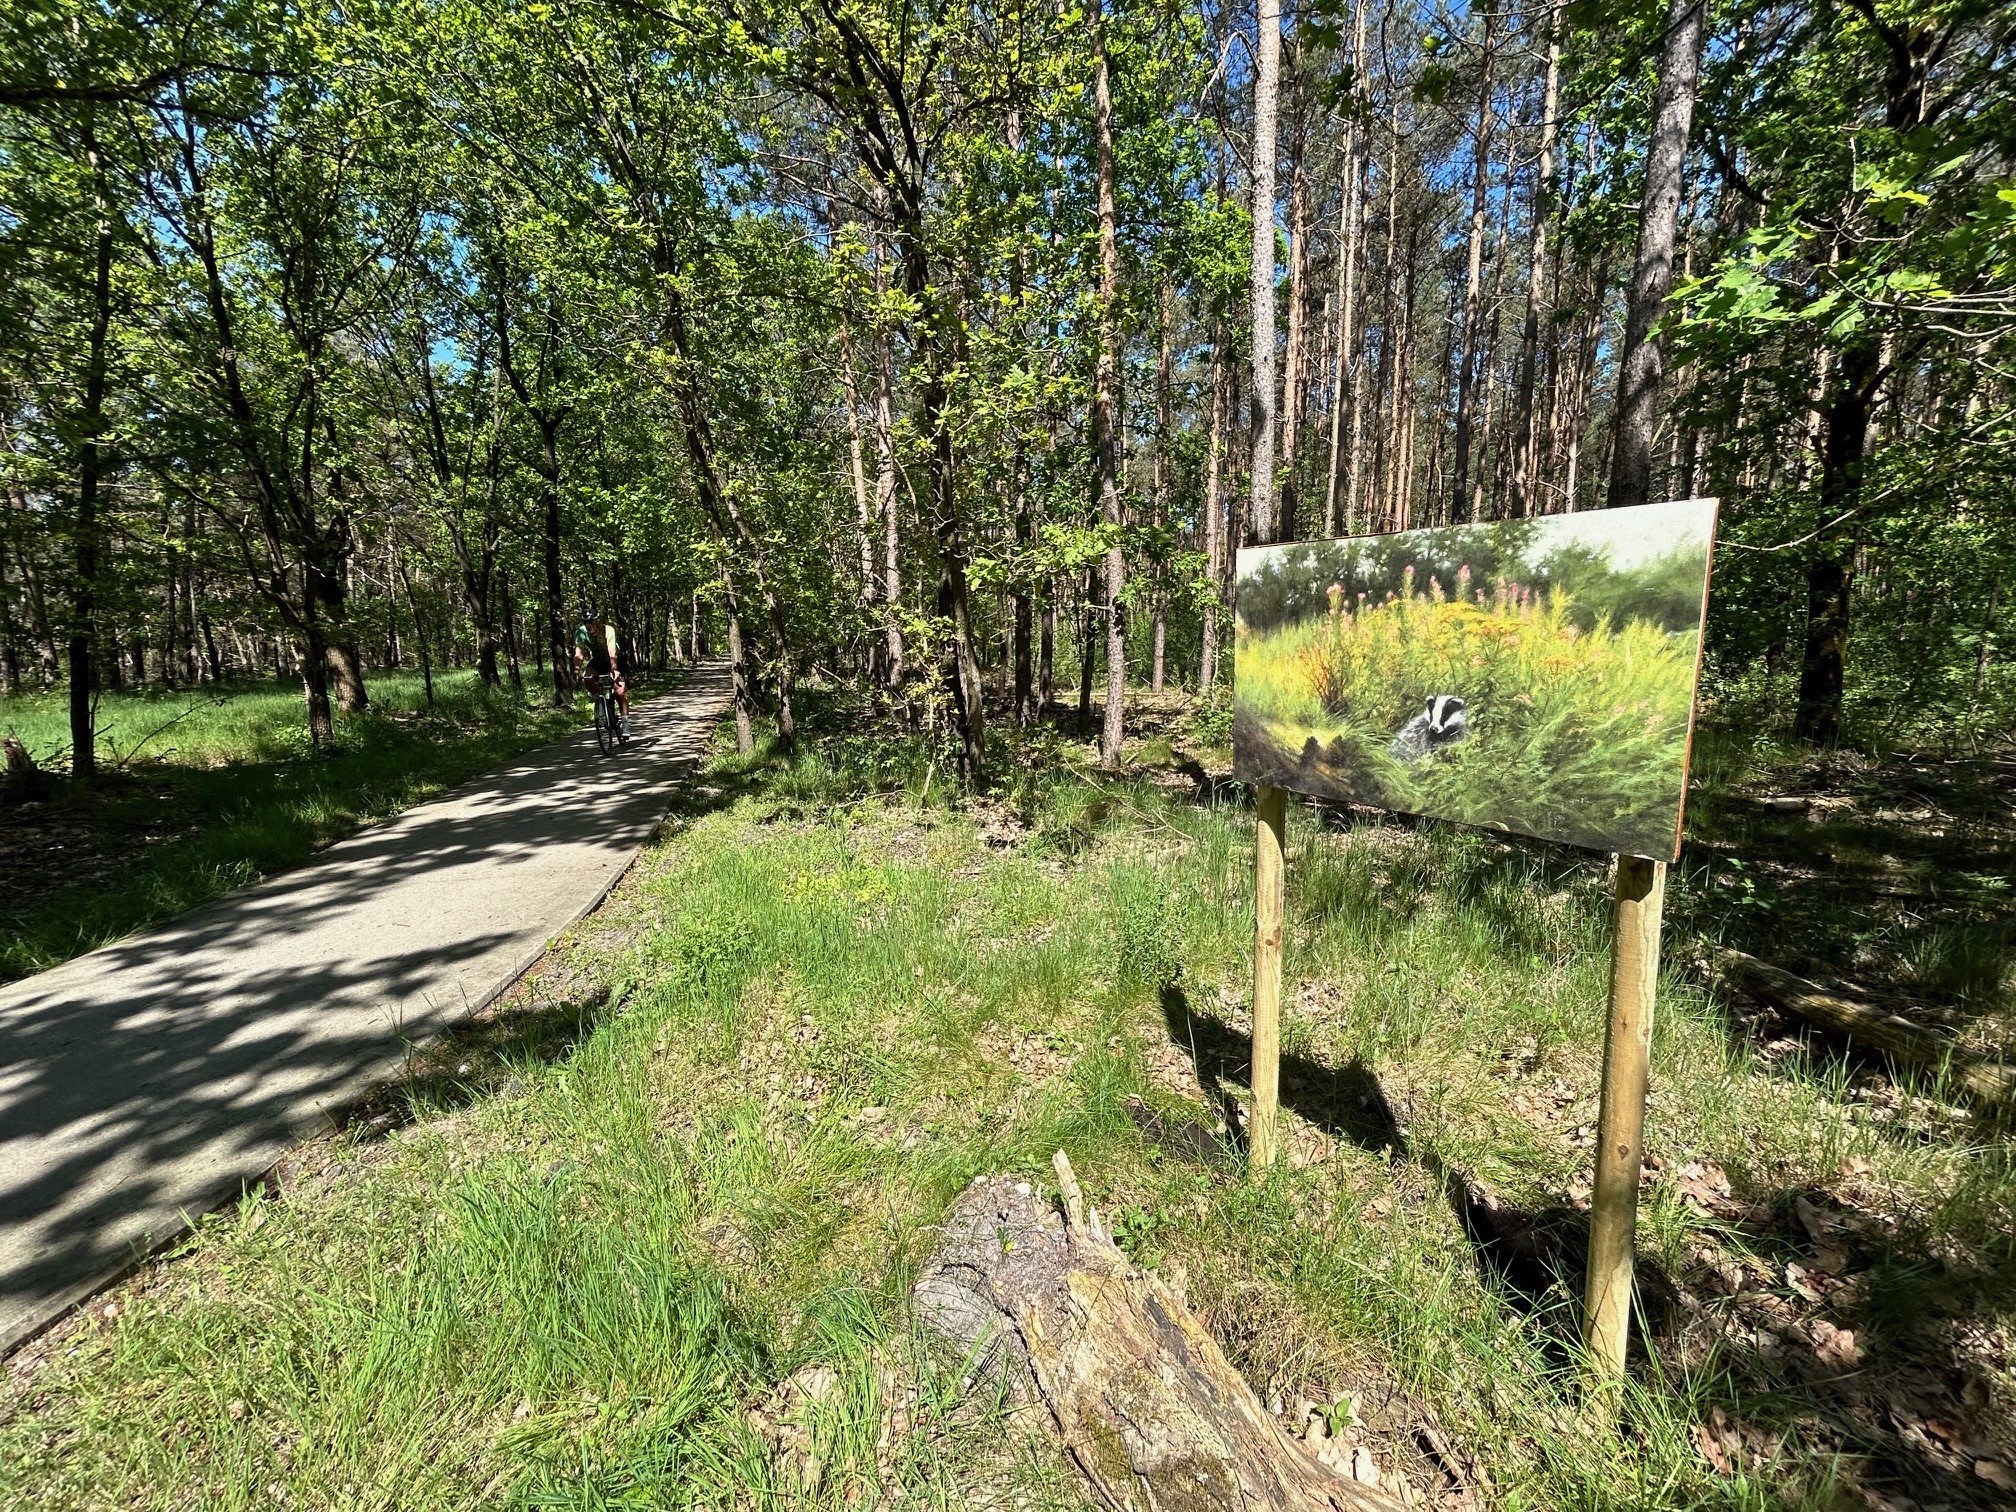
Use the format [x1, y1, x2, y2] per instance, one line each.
[588, 674, 629, 756]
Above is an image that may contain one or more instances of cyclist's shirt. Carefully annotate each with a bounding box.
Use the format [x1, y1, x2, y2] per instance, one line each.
[575, 620, 618, 676]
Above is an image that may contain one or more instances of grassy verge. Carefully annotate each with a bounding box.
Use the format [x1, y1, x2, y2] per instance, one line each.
[4, 708, 2011, 1509]
[0, 674, 582, 981]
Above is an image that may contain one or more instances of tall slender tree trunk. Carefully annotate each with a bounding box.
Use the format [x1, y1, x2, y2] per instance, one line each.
[503, 570, 523, 689]
[1247, 0, 1284, 546]
[1473, 197, 1511, 522]
[299, 619, 334, 747]
[723, 565, 755, 755]
[1514, 15, 1564, 517]
[181, 493, 201, 682]
[1039, 582, 1056, 715]
[1152, 277, 1173, 695]
[0, 545, 19, 694]
[1389, 213, 1423, 530]
[1008, 110, 1036, 727]
[1974, 574, 2000, 701]
[838, 308, 877, 634]
[1604, 0, 1706, 511]
[1794, 343, 1877, 745]
[391, 548, 431, 709]
[1277, 106, 1310, 540]
[535, 412, 567, 707]
[12, 521, 59, 686]
[665, 289, 797, 751]
[69, 133, 114, 780]
[872, 272, 904, 691]
[1014, 502, 1035, 724]
[1200, 321, 1227, 688]
[1449, 12, 1496, 524]
[1323, 0, 1370, 536]
[1371, 106, 1402, 527]
[1092, 0, 1127, 766]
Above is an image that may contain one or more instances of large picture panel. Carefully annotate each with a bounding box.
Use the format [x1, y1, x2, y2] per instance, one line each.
[1233, 499, 1719, 860]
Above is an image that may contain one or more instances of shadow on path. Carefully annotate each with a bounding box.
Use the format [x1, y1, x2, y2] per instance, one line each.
[0, 663, 732, 1350]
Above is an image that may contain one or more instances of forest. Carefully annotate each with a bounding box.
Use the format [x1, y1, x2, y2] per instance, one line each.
[1, 0, 2010, 781]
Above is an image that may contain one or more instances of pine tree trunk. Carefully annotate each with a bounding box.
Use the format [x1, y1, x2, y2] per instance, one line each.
[1323, 1, 1370, 536]
[1200, 322, 1226, 688]
[1152, 276, 1174, 697]
[1077, 567, 1098, 733]
[1278, 110, 1309, 541]
[1512, 16, 1563, 518]
[838, 308, 877, 629]
[1449, 13, 1496, 525]
[1371, 124, 1401, 528]
[864, 240, 905, 692]
[1247, 0, 1284, 546]
[1794, 344, 1876, 745]
[1092, 0, 1127, 768]
[1604, 0, 1706, 512]
[1040, 583, 1056, 715]
[69, 133, 114, 780]
[1009, 111, 1036, 728]
[1391, 213, 1422, 529]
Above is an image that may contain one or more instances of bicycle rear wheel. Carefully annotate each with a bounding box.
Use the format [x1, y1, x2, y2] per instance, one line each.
[593, 694, 616, 756]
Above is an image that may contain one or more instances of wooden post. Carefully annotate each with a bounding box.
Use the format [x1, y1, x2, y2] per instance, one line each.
[1251, 783, 1287, 1174]
[1583, 853, 1667, 1374]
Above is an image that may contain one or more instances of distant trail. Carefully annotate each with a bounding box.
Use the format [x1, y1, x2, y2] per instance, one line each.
[0, 662, 731, 1353]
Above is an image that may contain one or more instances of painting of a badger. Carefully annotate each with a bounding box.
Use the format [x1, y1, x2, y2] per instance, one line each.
[1389, 694, 1468, 763]
[1230, 496, 1719, 859]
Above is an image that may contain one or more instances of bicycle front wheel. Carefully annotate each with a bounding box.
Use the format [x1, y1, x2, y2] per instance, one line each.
[594, 695, 616, 756]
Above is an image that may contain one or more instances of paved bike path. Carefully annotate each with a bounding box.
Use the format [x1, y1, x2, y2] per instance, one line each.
[0, 662, 732, 1352]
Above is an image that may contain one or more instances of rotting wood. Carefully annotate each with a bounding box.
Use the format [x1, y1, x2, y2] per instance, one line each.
[913, 1160, 1403, 1512]
[1717, 948, 2015, 1107]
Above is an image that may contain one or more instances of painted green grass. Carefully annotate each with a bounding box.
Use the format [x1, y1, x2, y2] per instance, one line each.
[8, 723, 2007, 1509]
[0, 674, 582, 981]
[1237, 583, 1700, 856]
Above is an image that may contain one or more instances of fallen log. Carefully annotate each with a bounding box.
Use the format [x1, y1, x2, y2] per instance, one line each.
[913, 1153, 1402, 1512]
[1715, 948, 2014, 1108]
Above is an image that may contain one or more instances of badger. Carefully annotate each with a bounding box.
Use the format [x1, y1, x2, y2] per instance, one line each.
[1388, 694, 1468, 763]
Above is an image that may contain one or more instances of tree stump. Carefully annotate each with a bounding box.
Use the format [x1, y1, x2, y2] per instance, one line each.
[913, 1156, 1401, 1512]
[1, 735, 48, 804]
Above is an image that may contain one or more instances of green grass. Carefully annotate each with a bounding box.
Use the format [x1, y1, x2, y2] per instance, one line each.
[1237, 583, 1701, 857]
[7, 715, 2009, 1509]
[0, 673, 582, 981]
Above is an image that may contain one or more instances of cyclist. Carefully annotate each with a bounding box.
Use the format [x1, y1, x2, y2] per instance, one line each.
[572, 605, 629, 740]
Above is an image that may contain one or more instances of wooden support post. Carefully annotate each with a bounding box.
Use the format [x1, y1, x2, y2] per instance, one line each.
[1583, 852, 1666, 1375]
[1251, 783, 1287, 1174]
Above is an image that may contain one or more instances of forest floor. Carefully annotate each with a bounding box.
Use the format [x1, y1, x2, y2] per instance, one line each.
[0, 673, 582, 982]
[3, 687, 2011, 1511]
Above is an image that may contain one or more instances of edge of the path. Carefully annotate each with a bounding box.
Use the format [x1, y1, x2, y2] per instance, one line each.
[1, 663, 732, 1359]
